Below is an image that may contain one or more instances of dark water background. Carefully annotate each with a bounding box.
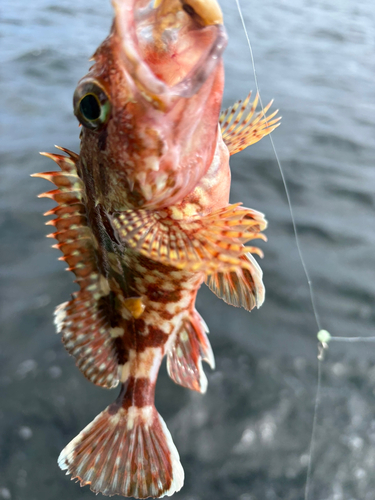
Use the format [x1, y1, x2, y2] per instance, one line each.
[1, 0, 375, 499]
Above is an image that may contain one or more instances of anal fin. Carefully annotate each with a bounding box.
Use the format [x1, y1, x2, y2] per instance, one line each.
[167, 311, 214, 394]
[205, 252, 265, 310]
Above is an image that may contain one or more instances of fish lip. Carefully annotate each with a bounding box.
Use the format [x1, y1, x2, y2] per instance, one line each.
[170, 24, 227, 98]
[113, 0, 227, 106]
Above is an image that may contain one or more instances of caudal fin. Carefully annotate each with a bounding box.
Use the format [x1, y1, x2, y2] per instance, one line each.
[58, 404, 184, 498]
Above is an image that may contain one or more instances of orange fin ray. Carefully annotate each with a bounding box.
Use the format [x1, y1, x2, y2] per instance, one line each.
[31, 171, 80, 186]
[43, 203, 85, 218]
[37, 188, 83, 204]
[39, 149, 79, 171]
[36, 147, 120, 388]
[220, 91, 256, 135]
[205, 253, 265, 311]
[167, 311, 214, 394]
[220, 92, 281, 155]
[58, 404, 184, 498]
[112, 204, 267, 273]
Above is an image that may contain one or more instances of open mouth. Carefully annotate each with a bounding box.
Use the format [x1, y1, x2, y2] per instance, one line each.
[113, 0, 227, 105]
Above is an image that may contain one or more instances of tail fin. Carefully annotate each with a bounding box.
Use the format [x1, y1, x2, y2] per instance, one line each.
[58, 403, 184, 498]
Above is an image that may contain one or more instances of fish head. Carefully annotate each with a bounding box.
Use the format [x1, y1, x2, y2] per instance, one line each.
[74, 0, 227, 211]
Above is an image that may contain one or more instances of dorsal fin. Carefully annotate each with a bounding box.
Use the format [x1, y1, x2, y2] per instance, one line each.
[112, 203, 267, 274]
[220, 92, 281, 155]
[34, 148, 125, 389]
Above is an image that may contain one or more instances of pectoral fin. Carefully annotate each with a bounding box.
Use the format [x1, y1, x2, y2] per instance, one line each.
[112, 203, 267, 273]
[205, 252, 265, 310]
[220, 92, 281, 155]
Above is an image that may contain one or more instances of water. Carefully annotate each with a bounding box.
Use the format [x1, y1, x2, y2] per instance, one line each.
[1, 1, 375, 499]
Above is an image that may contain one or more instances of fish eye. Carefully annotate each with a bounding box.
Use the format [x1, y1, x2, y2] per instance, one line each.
[73, 80, 111, 131]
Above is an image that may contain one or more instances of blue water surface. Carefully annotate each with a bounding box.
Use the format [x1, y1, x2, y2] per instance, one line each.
[1, 1, 375, 499]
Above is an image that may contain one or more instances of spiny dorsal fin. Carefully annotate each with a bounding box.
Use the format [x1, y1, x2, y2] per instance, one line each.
[205, 252, 265, 311]
[220, 92, 281, 155]
[34, 148, 121, 389]
[112, 203, 267, 274]
[167, 310, 214, 393]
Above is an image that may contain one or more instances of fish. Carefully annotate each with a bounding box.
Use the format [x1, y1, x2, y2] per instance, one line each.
[33, 0, 280, 497]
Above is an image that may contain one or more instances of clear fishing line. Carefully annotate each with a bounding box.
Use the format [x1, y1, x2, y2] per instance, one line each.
[234, 1, 323, 498]
[234, 1, 373, 498]
[234, 0, 322, 333]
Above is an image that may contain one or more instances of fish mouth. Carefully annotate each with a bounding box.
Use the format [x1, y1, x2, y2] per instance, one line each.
[113, 0, 227, 107]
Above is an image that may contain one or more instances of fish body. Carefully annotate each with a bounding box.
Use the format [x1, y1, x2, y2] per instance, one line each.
[34, 0, 280, 497]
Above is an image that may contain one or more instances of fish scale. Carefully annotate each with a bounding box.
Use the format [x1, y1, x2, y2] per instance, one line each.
[34, 0, 280, 497]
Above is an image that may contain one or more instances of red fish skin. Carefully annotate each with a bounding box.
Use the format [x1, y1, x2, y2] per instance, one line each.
[107, 137, 232, 384]
[35, 1, 272, 498]
[110, 251, 205, 394]
[72, 129, 230, 393]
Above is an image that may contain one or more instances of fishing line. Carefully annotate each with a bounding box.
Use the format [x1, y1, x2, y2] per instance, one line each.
[234, 0, 321, 333]
[330, 336, 375, 343]
[234, 2, 372, 498]
[304, 356, 322, 500]
[234, 1, 323, 499]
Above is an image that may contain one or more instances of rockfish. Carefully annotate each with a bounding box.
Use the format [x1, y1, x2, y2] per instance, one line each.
[34, 0, 280, 497]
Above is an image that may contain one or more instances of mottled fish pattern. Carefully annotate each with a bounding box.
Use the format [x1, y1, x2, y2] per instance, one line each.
[34, 0, 280, 497]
